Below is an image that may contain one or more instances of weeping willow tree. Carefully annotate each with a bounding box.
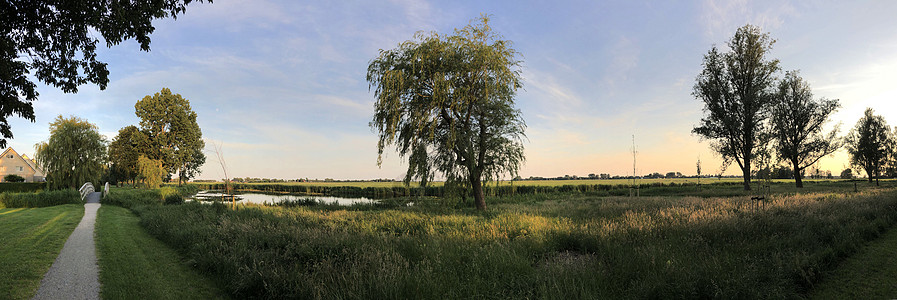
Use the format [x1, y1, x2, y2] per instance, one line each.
[367, 16, 525, 210]
[35, 115, 107, 189]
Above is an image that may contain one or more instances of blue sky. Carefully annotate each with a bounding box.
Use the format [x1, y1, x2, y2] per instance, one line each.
[9, 0, 897, 180]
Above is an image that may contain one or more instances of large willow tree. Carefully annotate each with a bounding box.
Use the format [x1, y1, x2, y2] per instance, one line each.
[367, 16, 525, 210]
[35, 115, 107, 189]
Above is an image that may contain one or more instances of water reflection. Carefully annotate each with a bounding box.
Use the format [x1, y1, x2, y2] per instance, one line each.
[189, 190, 378, 206]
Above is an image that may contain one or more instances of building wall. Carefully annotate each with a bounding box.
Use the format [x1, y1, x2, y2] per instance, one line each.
[0, 148, 38, 182]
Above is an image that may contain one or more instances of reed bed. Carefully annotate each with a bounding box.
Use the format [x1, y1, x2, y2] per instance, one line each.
[108, 187, 897, 299]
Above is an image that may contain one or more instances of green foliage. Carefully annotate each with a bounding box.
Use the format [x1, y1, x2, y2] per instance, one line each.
[95, 205, 228, 299]
[367, 16, 525, 210]
[3, 174, 25, 182]
[0, 182, 45, 193]
[840, 169, 854, 179]
[0, 205, 84, 299]
[164, 193, 185, 205]
[846, 108, 895, 184]
[103, 188, 164, 209]
[138, 155, 165, 189]
[771, 71, 841, 187]
[108, 125, 146, 185]
[135, 88, 206, 185]
[34, 115, 107, 190]
[693, 24, 780, 191]
[127, 189, 897, 298]
[0, 190, 81, 208]
[0, 0, 208, 148]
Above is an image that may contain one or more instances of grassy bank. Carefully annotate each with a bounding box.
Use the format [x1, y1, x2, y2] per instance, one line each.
[0, 205, 84, 299]
[115, 187, 897, 299]
[811, 225, 897, 298]
[96, 205, 228, 299]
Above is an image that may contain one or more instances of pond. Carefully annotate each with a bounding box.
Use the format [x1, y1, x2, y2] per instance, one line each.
[189, 190, 379, 206]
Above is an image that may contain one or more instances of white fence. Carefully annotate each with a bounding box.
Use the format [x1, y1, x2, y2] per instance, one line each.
[79, 182, 94, 201]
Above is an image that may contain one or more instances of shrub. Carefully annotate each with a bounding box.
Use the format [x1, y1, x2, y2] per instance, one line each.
[0, 182, 45, 193]
[0, 189, 81, 208]
[3, 174, 25, 182]
[164, 194, 184, 205]
[103, 188, 163, 209]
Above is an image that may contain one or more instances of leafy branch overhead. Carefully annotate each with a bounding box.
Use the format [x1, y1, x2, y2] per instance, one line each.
[0, 0, 208, 147]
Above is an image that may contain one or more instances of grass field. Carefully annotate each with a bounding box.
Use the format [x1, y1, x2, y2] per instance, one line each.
[811, 225, 897, 299]
[110, 181, 897, 299]
[0, 205, 83, 299]
[96, 205, 229, 300]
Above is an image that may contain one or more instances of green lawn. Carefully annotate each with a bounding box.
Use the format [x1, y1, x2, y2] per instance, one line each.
[0, 205, 84, 299]
[812, 225, 897, 299]
[95, 205, 228, 300]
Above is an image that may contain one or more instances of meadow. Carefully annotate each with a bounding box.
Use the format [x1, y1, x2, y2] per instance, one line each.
[106, 180, 897, 299]
[0, 204, 83, 299]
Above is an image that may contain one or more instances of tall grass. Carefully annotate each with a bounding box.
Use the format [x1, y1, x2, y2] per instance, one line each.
[126, 189, 897, 298]
[0, 189, 81, 208]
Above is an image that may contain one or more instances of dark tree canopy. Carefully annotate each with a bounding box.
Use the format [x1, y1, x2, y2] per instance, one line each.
[108, 125, 146, 185]
[367, 16, 525, 210]
[34, 115, 107, 189]
[135, 88, 205, 185]
[0, 0, 208, 147]
[693, 24, 780, 191]
[846, 108, 894, 185]
[770, 71, 841, 188]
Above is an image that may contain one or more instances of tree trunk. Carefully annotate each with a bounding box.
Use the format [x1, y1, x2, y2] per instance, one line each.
[793, 170, 803, 188]
[742, 167, 752, 191]
[471, 177, 486, 210]
[792, 159, 803, 188]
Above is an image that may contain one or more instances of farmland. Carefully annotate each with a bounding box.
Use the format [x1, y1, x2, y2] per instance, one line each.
[104, 179, 897, 298]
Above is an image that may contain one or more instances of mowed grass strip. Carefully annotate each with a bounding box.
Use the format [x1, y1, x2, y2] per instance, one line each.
[811, 226, 897, 299]
[0, 204, 84, 299]
[96, 205, 228, 300]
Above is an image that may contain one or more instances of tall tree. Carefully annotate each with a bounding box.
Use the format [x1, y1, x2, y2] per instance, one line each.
[34, 115, 107, 190]
[367, 16, 525, 210]
[770, 71, 841, 188]
[692, 24, 780, 191]
[845, 108, 894, 185]
[135, 88, 206, 185]
[108, 125, 146, 186]
[0, 0, 209, 148]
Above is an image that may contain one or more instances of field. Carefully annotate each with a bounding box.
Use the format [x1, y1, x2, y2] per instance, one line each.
[0, 205, 84, 299]
[96, 205, 228, 299]
[108, 180, 897, 298]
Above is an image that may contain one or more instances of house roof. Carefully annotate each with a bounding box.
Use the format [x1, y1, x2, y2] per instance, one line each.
[1, 147, 39, 174]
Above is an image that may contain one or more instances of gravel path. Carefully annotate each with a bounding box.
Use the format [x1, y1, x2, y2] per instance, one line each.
[32, 192, 102, 300]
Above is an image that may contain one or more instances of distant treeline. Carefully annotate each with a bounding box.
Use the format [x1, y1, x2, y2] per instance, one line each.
[191, 181, 753, 199]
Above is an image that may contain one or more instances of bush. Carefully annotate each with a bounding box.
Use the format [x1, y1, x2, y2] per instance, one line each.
[0, 182, 45, 193]
[3, 174, 25, 182]
[103, 188, 163, 209]
[0, 189, 80, 208]
[164, 194, 184, 205]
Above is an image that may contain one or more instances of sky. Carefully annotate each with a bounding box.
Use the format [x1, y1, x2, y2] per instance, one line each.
[9, 0, 897, 180]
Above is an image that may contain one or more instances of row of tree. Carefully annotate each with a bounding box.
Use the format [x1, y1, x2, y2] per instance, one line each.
[108, 88, 206, 186]
[34, 88, 205, 189]
[692, 25, 892, 189]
